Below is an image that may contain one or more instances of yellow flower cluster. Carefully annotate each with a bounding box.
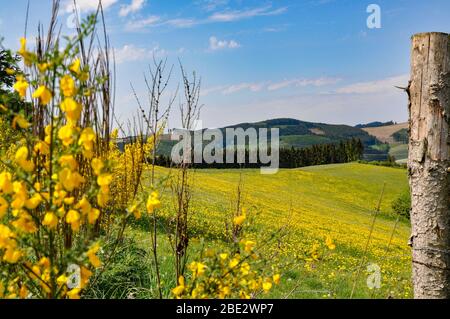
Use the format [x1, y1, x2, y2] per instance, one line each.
[0, 32, 109, 299]
[171, 242, 281, 299]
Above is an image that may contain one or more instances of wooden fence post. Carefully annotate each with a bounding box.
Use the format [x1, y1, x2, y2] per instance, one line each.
[408, 32, 450, 299]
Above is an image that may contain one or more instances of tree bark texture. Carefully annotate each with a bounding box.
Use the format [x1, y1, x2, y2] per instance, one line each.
[408, 32, 450, 299]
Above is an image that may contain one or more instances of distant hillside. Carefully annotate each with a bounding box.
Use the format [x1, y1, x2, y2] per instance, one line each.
[156, 118, 380, 156]
[361, 122, 409, 162]
[355, 121, 395, 128]
[362, 122, 408, 144]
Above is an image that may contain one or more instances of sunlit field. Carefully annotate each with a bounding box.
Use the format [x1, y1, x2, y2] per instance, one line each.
[115, 163, 411, 299]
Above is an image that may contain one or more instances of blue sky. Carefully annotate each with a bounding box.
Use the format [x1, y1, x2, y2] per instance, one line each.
[1, 0, 449, 128]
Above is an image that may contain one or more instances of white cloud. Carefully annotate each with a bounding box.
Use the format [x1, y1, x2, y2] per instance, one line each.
[209, 36, 240, 51]
[222, 82, 265, 94]
[201, 77, 340, 96]
[335, 74, 409, 94]
[166, 19, 198, 28]
[199, 0, 229, 12]
[209, 5, 287, 22]
[64, 0, 117, 13]
[268, 77, 341, 91]
[125, 15, 161, 31]
[124, 4, 287, 31]
[119, 0, 145, 17]
[113, 44, 168, 63]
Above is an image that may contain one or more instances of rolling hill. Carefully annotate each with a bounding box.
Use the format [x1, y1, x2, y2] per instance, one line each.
[360, 122, 409, 162]
[155, 118, 380, 156]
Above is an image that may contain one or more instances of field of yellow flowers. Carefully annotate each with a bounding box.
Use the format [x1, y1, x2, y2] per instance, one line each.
[0, 7, 412, 299]
[139, 163, 412, 299]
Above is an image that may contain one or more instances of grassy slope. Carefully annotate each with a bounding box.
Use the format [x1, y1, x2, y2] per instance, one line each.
[362, 122, 408, 144]
[132, 163, 412, 298]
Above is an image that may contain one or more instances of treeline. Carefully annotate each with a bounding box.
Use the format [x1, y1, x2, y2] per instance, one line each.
[154, 138, 364, 169]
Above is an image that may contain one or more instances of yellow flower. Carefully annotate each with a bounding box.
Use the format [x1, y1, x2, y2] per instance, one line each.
[128, 204, 141, 219]
[262, 280, 272, 293]
[15, 146, 34, 172]
[273, 274, 281, 285]
[244, 240, 256, 253]
[97, 174, 113, 187]
[91, 158, 104, 176]
[240, 262, 250, 275]
[60, 75, 77, 97]
[189, 262, 207, 277]
[0, 172, 14, 194]
[11, 182, 28, 210]
[25, 193, 42, 210]
[64, 197, 75, 205]
[229, 257, 239, 269]
[38, 257, 51, 269]
[59, 168, 85, 192]
[67, 288, 81, 299]
[146, 192, 161, 213]
[58, 124, 76, 147]
[16, 145, 29, 161]
[19, 286, 28, 299]
[97, 192, 109, 208]
[12, 114, 31, 129]
[57, 274, 68, 287]
[70, 58, 81, 75]
[34, 141, 50, 155]
[88, 208, 100, 225]
[76, 197, 92, 215]
[172, 276, 185, 297]
[219, 253, 228, 260]
[325, 235, 336, 250]
[3, 248, 22, 264]
[59, 155, 78, 171]
[233, 213, 246, 226]
[66, 209, 81, 232]
[0, 197, 8, 218]
[86, 243, 102, 268]
[32, 85, 52, 105]
[60, 98, 82, 123]
[5, 68, 15, 75]
[78, 127, 95, 149]
[42, 212, 58, 229]
[11, 211, 37, 234]
[37, 63, 50, 73]
[13, 76, 29, 98]
[18, 38, 33, 66]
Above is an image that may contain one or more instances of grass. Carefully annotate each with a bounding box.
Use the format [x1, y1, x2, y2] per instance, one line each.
[107, 163, 412, 299]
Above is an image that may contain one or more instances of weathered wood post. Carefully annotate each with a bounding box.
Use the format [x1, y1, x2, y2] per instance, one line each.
[408, 32, 450, 299]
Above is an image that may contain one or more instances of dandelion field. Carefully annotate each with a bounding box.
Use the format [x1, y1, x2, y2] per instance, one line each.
[118, 163, 412, 299]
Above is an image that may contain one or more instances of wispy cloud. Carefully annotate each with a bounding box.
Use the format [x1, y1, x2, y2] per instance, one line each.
[113, 44, 169, 63]
[268, 77, 341, 91]
[334, 74, 409, 94]
[119, 0, 146, 17]
[125, 15, 161, 31]
[64, 0, 117, 13]
[202, 77, 340, 96]
[125, 4, 287, 31]
[222, 82, 266, 94]
[198, 0, 229, 12]
[208, 36, 240, 51]
[209, 5, 288, 22]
